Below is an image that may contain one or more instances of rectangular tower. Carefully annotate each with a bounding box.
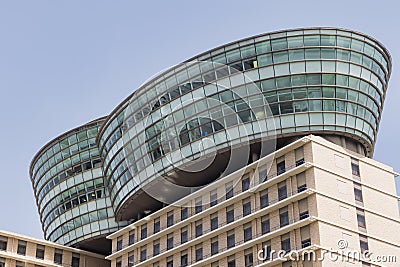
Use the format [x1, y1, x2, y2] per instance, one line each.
[104, 135, 399, 267]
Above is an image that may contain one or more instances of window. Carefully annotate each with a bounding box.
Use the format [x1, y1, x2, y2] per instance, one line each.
[226, 182, 233, 199]
[211, 212, 218, 231]
[167, 211, 174, 227]
[210, 190, 218, 207]
[181, 227, 188, 244]
[262, 241, 271, 261]
[117, 236, 123, 251]
[227, 255, 236, 267]
[261, 215, 270, 234]
[242, 175, 250, 191]
[360, 235, 369, 253]
[195, 220, 203, 237]
[0, 257, 5, 267]
[351, 159, 360, 176]
[16, 261, 25, 267]
[281, 233, 291, 252]
[128, 252, 135, 267]
[227, 230, 235, 248]
[260, 189, 269, 208]
[181, 207, 188, 220]
[167, 233, 173, 250]
[280, 207, 289, 227]
[154, 218, 160, 233]
[297, 172, 307, 192]
[211, 237, 219, 255]
[195, 198, 202, 214]
[211, 261, 219, 267]
[17, 240, 26, 255]
[244, 223, 252, 242]
[141, 225, 147, 239]
[301, 226, 311, 248]
[244, 248, 253, 267]
[0, 236, 7, 251]
[71, 253, 80, 267]
[354, 183, 363, 203]
[195, 244, 203, 261]
[277, 157, 285, 175]
[295, 147, 305, 166]
[166, 257, 173, 267]
[54, 249, 63, 264]
[259, 167, 267, 183]
[226, 205, 234, 223]
[116, 257, 122, 267]
[140, 246, 147, 262]
[36, 245, 45, 260]
[243, 198, 251, 216]
[153, 239, 160, 256]
[357, 209, 367, 229]
[181, 252, 188, 267]
[299, 199, 309, 219]
[278, 181, 287, 200]
[129, 231, 135, 245]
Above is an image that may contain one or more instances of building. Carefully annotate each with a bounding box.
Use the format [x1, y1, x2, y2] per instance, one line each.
[105, 135, 399, 267]
[27, 27, 399, 266]
[96, 27, 391, 223]
[29, 118, 128, 255]
[0, 230, 109, 267]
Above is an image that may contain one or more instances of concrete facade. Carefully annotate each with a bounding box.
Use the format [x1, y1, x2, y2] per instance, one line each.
[106, 135, 399, 267]
[0, 230, 109, 267]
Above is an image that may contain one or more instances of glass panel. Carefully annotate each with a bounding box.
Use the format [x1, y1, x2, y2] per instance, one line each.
[289, 49, 304, 61]
[321, 48, 336, 59]
[287, 36, 304, 48]
[271, 38, 288, 50]
[256, 41, 271, 54]
[276, 76, 291, 88]
[305, 48, 320, 59]
[304, 35, 320, 46]
[321, 35, 336, 46]
[273, 51, 289, 63]
[322, 74, 335, 85]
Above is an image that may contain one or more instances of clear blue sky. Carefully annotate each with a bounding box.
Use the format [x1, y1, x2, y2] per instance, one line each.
[0, 0, 399, 239]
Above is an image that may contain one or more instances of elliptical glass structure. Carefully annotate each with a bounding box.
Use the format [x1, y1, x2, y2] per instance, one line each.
[30, 118, 127, 255]
[97, 28, 391, 222]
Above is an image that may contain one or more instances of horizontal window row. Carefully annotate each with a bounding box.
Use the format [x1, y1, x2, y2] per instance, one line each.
[32, 125, 100, 179]
[39, 168, 103, 211]
[43, 188, 105, 228]
[256, 48, 386, 82]
[212, 33, 388, 69]
[261, 73, 381, 105]
[34, 142, 99, 192]
[53, 219, 122, 247]
[47, 207, 111, 241]
[41, 177, 105, 221]
[37, 157, 102, 201]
